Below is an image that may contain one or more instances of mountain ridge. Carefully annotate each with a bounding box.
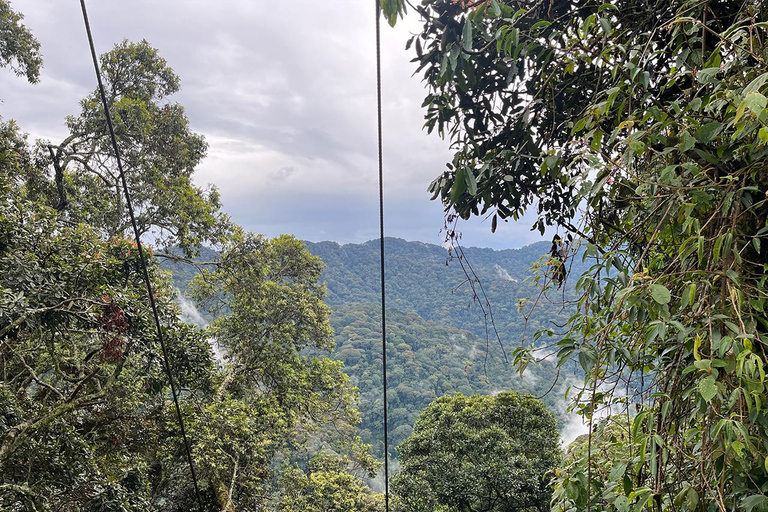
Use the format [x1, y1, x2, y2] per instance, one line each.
[165, 237, 582, 456]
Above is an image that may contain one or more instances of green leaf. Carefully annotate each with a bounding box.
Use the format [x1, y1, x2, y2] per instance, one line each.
[451, 168, 468, 202]
[759, 126, 768, 145]
[674, 486, 699, 512]
[699, 375, 717, 401]
[599, 17, 611, 36]
[696, 67, 721, 84]
[694, 121, 723, 143]
[623, 474, 632, 496]
[744, 72, 768, 94]
[462, 20, 473, 52]
[735, 100, 748, 123]
[744, 92, 767, 116]
[464, 168, 478, 195]
[629, 139, 645, 154]
[693, 334, 702, 361]
[649, 283, 671, 304]
[679, 130, 695, 152]
[742, 494, 768, 512]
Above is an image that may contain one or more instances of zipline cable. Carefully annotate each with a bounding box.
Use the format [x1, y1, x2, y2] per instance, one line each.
[77, 2, 205, 509]
[374, 2, 391, 511]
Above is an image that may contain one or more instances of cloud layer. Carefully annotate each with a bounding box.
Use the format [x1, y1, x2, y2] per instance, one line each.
[1, 1, 548, 249]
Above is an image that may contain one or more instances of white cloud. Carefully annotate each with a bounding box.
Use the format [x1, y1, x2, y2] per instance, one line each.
[176, 294, 207, 328]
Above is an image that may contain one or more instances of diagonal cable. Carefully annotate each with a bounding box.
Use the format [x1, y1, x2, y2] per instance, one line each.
[374, 2, 391, 511]
[77, 1, 205, 509]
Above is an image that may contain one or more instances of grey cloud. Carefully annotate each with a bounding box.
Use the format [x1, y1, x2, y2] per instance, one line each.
[2, 1, 545, 251]
[271, 166, 296, 180]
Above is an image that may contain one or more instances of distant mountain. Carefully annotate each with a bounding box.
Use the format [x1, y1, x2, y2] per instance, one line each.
[304, 238, 581, 455]
[305, 238, 583, 347]
[164, 238, 584, 457]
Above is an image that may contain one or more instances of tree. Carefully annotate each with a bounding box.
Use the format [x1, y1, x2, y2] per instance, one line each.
[0, 168, 216, 511]
[41, 40, 229, 253]
[1, 22, 378, 508]
[391, 392, 560, 512]
[552, 417, 638, 512]
[187, 232, 378, 511]
[397, 0, 768, 510]
[0, 124, 380, 511]
[278, 453, 383, 512]
[0, 0, 42, 83]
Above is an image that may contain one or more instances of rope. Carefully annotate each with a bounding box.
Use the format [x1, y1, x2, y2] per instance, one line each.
[77, 2, 205, 509]
[374, 2, 391, 510]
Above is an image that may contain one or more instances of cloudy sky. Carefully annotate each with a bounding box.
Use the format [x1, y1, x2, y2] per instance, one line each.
[2, 0, 548, 250]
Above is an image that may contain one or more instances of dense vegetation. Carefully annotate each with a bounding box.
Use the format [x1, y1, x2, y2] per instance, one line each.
[305, 238, 584, 344]
[392, 392, 560, 512]
[387, 0, 768, 509]
[302, 239, 582, 455]
[167, 237, 583, 458]
[0, 6, 381, 510]
[11, 0, 768, 509]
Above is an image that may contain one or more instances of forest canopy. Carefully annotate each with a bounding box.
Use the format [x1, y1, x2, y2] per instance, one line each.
[0, 31, 381, 512]
[392, 392, 560, 512]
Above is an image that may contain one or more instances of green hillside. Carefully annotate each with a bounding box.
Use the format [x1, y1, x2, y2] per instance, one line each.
[166, 238, 583, 457]
[305, 238, 583, 342]
[302, 238, 581, 455]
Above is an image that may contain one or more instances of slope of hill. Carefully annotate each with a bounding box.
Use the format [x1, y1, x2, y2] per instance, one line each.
[164, 238, 583, 456]
[302, 238, 581, 455]
[305, 238, 581, 342]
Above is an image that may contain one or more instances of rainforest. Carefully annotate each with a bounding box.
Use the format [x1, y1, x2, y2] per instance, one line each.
[3, 0, 768, 511]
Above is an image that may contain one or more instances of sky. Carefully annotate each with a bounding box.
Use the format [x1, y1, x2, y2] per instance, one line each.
[1, 0, 549, 250]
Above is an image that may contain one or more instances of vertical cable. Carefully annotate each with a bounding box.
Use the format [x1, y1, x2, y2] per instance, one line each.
[374, 1, 390, 510]
[77, 2, 205, 509]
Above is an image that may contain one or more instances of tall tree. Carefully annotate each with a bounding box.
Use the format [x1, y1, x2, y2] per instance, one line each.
[396, 0, 768, 510]
[42, 40, 229, 253]
[0, 169, 216, 510]
[189, 232, 380, 511]
[0, 128, 380, 511]
[0, 22, 378, 509]
[391, 392, 560, 512]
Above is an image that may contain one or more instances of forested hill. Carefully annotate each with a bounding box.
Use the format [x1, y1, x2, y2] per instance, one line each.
[166, 237, 582, 455]
[304, 237, 577, 344]
[301, 238, 581, 454]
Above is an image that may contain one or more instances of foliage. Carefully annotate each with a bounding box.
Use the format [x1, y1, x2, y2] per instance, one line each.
[186, 232, 378, 510]
[0, 0, 41, 83]
[553, 416, 639, 512]
[36, 40, 230, 254]
[379, 0, 407, 27]
[0, 176, 215, 510]
[391, 392, 560, 512]
[278, 453, 383, 512]
[168, 238, 589, 472]
[305, 238, 580, 351]
[330, 301, 571, 458]
[402, 0, 768, 510]
[269, 239, 582, 457]
[169, 238, 584, 460]
[0, 29, 378, 510]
